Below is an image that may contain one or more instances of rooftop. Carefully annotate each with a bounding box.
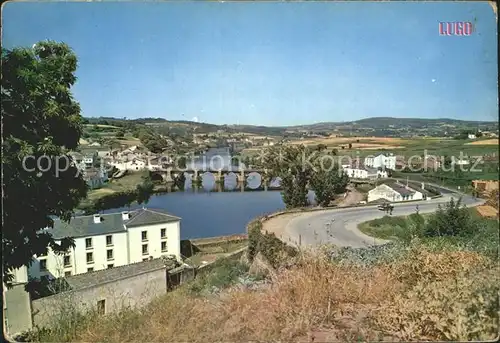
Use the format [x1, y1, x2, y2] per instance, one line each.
[48, 208, 180, 239]
[65, 258, 167, 291]
[386, 183, 416, 196]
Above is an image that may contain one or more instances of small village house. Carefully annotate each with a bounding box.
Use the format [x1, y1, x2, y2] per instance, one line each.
[364, 153, 397, 170]
[367, 182, 425, 203]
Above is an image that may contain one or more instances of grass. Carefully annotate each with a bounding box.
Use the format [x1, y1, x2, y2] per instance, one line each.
[27, 241, 498, 342]
[25, 201, 499, 342]
[358, 207, 499, 259]
[80, 171, 149, 207]
[184, 240, 249, 267]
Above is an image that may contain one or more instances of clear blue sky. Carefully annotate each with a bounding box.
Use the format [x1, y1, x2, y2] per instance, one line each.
[2, 1, 498, 125]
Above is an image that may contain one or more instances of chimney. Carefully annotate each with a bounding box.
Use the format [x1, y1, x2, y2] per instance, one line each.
[93, 214, 101, 224]
[122, 211, 130, 221]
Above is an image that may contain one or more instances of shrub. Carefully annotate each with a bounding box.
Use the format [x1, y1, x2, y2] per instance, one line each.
[424, 197, 477, 237]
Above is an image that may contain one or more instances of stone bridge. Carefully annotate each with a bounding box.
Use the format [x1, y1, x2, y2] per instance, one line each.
[150, 168, 269, 184]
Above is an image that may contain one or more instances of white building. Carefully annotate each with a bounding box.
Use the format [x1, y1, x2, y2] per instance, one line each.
[110, 159, 147, 171]
[341, 161, 388, 179]
[367, 183, 424, 203]
[467, 133, 476, 139]
[364, 153, 397, 170]
[12, 208, 181, 283]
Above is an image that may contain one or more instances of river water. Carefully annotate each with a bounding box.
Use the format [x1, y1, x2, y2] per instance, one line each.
[102, 189, 316, 239]
[103, 149, 315, 239]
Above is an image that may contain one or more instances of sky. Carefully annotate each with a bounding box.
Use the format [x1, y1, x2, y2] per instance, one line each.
[2, 1, 498, 126]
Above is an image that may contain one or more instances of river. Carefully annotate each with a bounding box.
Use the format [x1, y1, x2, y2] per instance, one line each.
[104, 148, 315, 239]
[101, 189, 316, 239]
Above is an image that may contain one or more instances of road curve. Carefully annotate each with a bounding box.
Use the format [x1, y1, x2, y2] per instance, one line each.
[265, 185, 485, 249]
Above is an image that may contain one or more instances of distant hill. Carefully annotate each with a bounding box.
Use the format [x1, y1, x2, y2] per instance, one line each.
[83, 116, 498, 138]
[288, 117, 497, 131]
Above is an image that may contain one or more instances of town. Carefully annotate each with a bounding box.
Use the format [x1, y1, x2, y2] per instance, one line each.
[2, 1, 499, 342]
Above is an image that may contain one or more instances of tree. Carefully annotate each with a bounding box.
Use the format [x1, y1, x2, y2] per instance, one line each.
[316, 144, 327, 152]
[262, 145, 316, 208]
[2, 41, 88, 285]
[424, 197, 476, 237]
[115, 129, 125, 138]
[309, 162, 349, 207]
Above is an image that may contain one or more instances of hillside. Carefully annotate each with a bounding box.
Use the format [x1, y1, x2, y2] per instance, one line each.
[84, 116, 498, 138]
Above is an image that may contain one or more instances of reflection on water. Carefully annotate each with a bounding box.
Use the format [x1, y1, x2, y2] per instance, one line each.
[247, 172, 262, 190]
[224, 172, 238, 190]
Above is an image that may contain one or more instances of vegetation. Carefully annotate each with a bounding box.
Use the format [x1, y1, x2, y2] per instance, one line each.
[309, 160, 349, 207]
[79, 174, 154, 214]
[261, 145, 350, 208]
[25, 237, 498, 342]
[2, 41, 88, 285]
[187, 259, 249, 295]
[358, 201, 499, 259]
[247, 220, 298, 267]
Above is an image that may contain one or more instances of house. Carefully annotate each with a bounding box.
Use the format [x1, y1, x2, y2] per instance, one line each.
[367, 183, 424, 203]
[110, 158, 147, 171]
[11, 208, 181, 283]
[97, 150, 111, 158]
[395, 156, 407, 170]
[342, 160, 388, 179]
[80, 149, 98, 168]
[472, 180, 499, 195]
[468, 133, 477, 139]
[83, 165, 109, 189]
[364, 153, 396, 170]
[147, 156, 171, 171]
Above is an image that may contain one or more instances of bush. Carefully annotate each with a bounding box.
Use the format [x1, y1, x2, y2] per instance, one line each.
[424, 197, 478, 237]
[247, 218, 297, 268]
[187, 259, 248, 295]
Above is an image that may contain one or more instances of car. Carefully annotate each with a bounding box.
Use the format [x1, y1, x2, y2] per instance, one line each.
[378, 203, 394, 211]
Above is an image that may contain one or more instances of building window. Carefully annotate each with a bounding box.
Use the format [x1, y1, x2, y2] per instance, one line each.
[64, 271, 71, 277]
[161, 241, 168, 252]
[161, 228, 167, 238]
[106, 235, 113, 246]
[85, 238, 93, 249]
[63, 255, 71, 267]
[97, 300, 105, 315]
[87, 267, 94, 272]
[142, 244, 148, 255]
[106, 249, 113, 261]
[107, 264, 114, 269]
[141, 231, 148, 241]
[39, 259, 47, 271]
[86, 252, 94, 264]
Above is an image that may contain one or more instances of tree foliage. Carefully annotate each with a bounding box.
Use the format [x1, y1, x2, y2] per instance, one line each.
[2, 41, 88, 284]
[424, 197, 476, 237]
[261, 145, 315, 208]
[309, 162, 349, 207]
[261, 144, 350, 208]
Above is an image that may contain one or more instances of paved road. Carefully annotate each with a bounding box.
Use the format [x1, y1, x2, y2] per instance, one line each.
[275, 186, 485, 249]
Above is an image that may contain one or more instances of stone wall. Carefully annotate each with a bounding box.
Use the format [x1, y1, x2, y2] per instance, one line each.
[31, 267, 167, 328]
[4, 283, 33, 338]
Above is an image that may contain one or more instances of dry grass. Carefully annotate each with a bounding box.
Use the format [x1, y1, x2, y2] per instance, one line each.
[476, 205, 499, 218]
[465, 138, 499, 145]
[38, 245, 498, 342]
